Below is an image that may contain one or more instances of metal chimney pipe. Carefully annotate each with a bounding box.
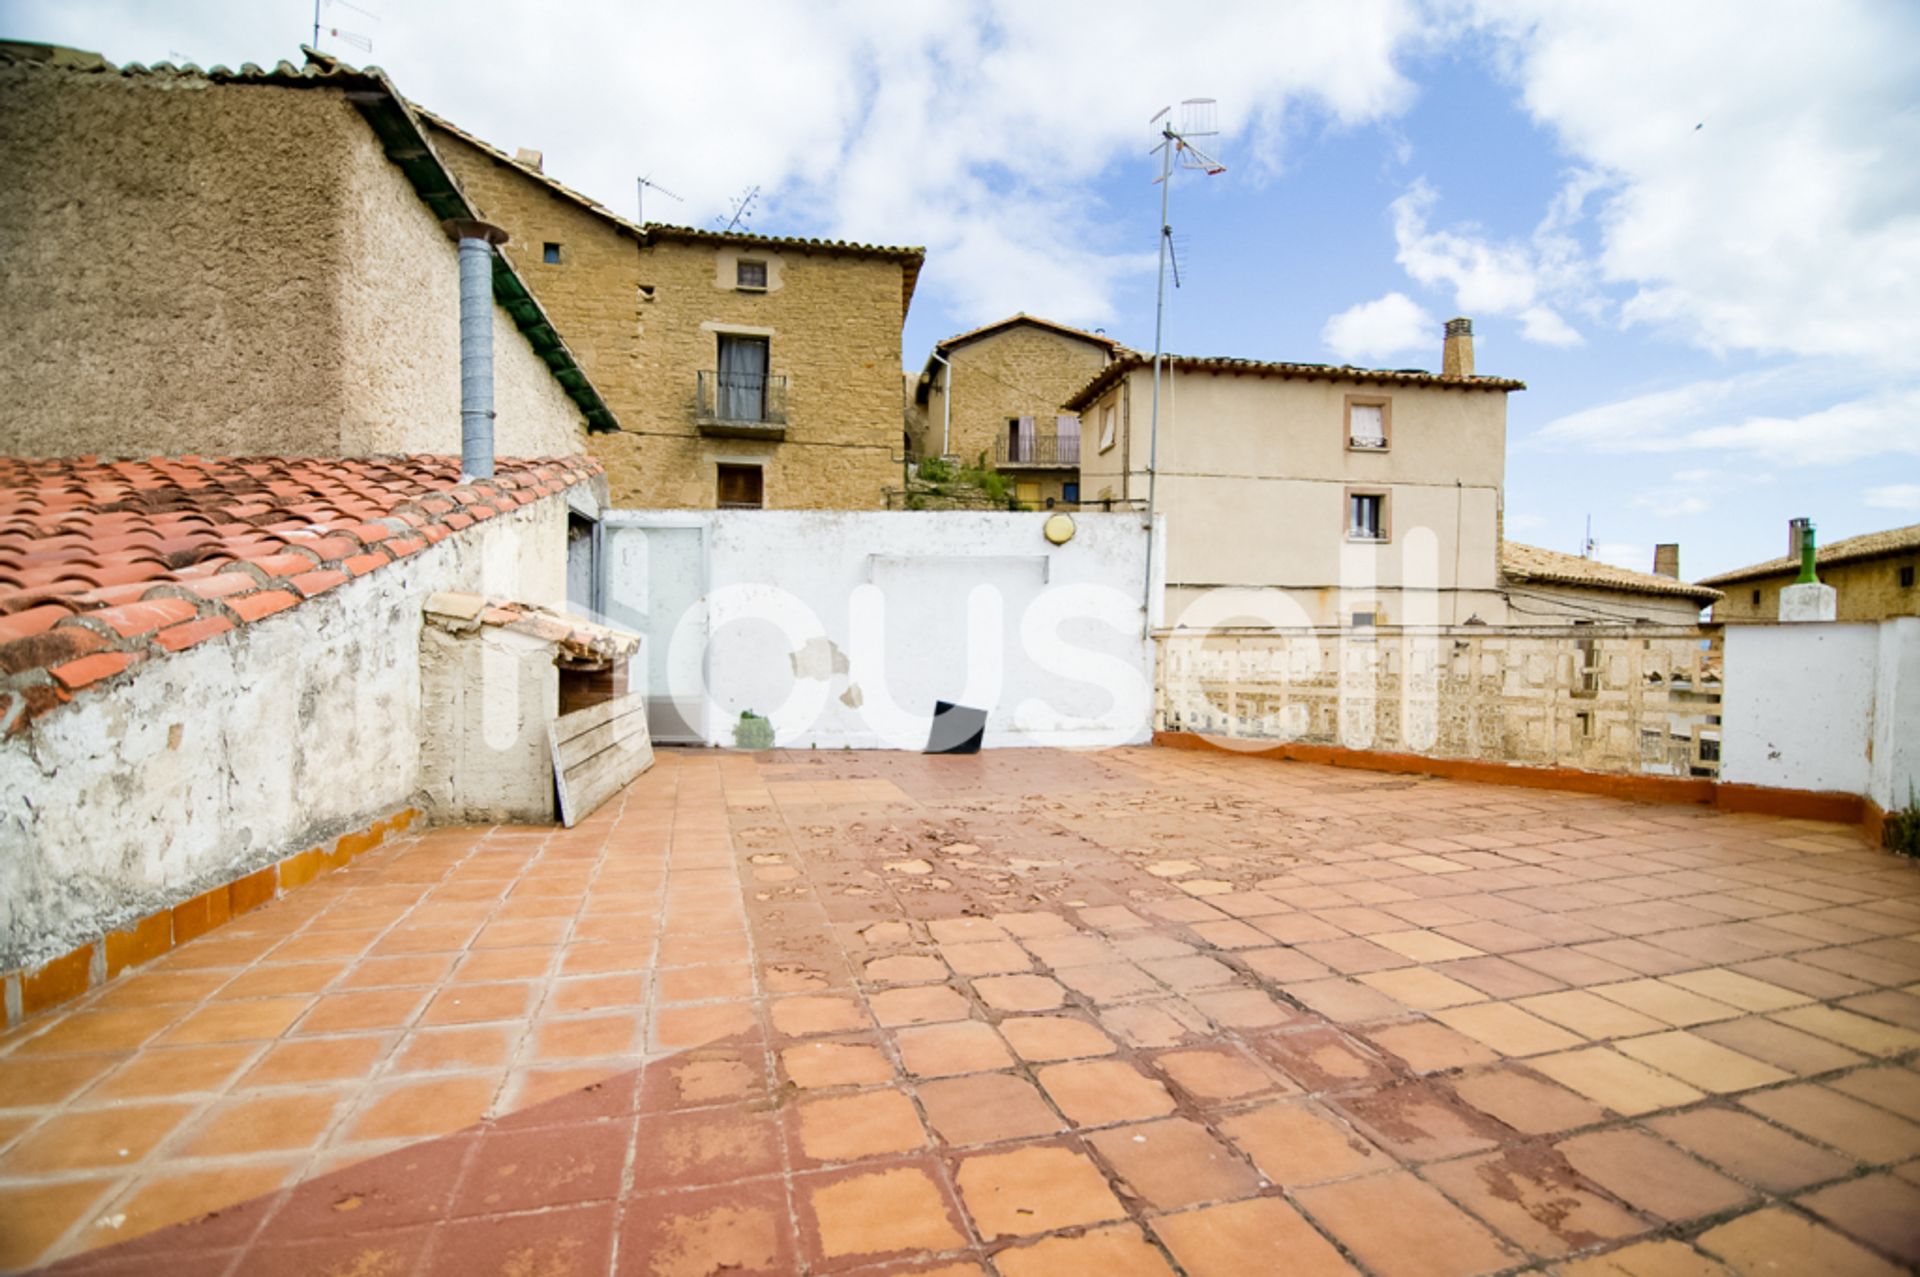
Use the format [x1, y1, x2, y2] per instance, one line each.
[443, 219, 510, 481]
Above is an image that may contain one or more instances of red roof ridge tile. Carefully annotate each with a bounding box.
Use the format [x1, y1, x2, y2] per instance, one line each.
[0, 452, 602, 733]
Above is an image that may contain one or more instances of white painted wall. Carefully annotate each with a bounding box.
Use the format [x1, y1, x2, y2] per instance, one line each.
[1720, 622, 1883, 796]
[0, 497, 568, 970]
[601, 511, 1161, 750]
[1871, 618, 1920, 810]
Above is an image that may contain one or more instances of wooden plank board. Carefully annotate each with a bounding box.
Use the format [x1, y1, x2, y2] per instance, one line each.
[551, 691, 654, 827]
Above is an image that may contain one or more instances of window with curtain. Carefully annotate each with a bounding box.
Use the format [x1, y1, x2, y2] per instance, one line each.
[1349, 402, 1386, 448]
[1056, 414, 1081, 464]
[1099, 404, 1117, 453]
[717, 335, 769, 421]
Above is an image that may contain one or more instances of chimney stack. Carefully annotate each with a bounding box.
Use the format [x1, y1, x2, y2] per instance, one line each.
[514, 147, 544, 172]
[443, 219, 510, 482]
[1653, 544, 1679, 578]
[1443, 317, 1474, 378]
[1788, 516, 1813, 561]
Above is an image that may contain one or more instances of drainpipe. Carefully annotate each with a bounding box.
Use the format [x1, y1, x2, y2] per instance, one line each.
[929, 350, 953, 457]
[444, 219, 510, 482]
[1795, 519, 1819, 584]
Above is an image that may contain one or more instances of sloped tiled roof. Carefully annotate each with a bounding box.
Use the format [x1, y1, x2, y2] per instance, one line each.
[412, 107, 926, 319]
[1502, 541, 1723, 604]
[1697, 522, 1920, 586]
[1062, 353, 1525, 411]
[0, 455, 599, 733]
[934, 313, 1124, 357]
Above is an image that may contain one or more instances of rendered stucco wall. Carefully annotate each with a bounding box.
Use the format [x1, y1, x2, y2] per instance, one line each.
[1870, 618, 1920, 810]
[1074, 367, 1511, 626]
[0, 495, 568, 970]
[603, 510, 1159, 749]
[1500, 582, 1709, 627]
[0, 65, 586, 462]
[427, 124, 910, 510]
[1719, 624, 1878, 795]
[336, 116, 585, 460]
[0, 70, 354, 456]
[418, 624, 560, 823]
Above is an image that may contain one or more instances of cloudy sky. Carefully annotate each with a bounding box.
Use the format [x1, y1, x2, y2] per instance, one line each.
[8, 0, 1917, 579]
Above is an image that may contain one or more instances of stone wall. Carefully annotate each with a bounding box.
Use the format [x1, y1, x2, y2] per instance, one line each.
[427, 124, 911, 510]
[1712, 557, 1920, 623]
[919, 324, 1112, 476]
[1157, 626, 1722, 778]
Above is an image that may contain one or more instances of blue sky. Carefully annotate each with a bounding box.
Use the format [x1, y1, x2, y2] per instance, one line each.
[7, 0, 1917, 580]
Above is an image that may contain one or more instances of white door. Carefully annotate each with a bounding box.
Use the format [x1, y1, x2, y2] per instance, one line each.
[607, 523, 707, 743]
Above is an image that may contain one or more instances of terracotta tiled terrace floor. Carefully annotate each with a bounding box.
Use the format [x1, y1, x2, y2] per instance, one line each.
[3, 747, 1919, 1275]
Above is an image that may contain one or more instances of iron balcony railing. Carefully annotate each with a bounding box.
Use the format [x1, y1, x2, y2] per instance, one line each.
[994, 433, 1080, 466]
[696, 370, 788, 426]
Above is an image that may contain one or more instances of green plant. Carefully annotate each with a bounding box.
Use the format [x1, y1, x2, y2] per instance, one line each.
[915, 456, 955, 484]
[1885, 785, 1920, 859]
[733, 709, 774, 751]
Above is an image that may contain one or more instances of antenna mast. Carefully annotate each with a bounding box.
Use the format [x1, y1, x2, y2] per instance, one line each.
[1142, 98, 1226, 635]
[636, 174, 683, 225]
[714, 185, 760, 234]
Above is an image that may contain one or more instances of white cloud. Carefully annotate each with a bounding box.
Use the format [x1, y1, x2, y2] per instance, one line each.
[1321, 292, 1437, 363]
[1537, 373, 1920, 466]
[1865, 484, 1920, 513]
[1504, 512, 1547, 535]
[14, 0, 1432, 335]
[1387, 179, 1590, 347]
[1590, 541, 1649, 572]
[1519, 306, 1583, 348]
[1468, 0, 1920, 371]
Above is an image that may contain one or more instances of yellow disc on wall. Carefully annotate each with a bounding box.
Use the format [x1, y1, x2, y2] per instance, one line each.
[1043, 513, 1076, 545]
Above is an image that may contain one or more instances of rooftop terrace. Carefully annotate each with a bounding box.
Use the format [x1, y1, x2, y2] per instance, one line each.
[0, 746, 1915, 1274]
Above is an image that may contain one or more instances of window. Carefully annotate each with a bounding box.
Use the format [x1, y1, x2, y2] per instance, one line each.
[1751, 589, 1762, 606]
[716, 464, 764, 509]
[1346, 489, 1389, 541]
[1007, 416, 1036, 463]
[1056, 413, 1081, 464]
[542, 242, 562, 264]
[1098, 403, 1117, 453]
[1351, 611, 1378, 628]
[1901, 564, 1915, 589]
[716, 334, 770, 421]
[736, 259, 768, 290]
[1345, 394, 1391, 450]
[1063, 482, 1080, 504]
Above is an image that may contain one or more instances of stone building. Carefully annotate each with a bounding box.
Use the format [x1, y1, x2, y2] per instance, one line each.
[0, 43, 610, 461]
[1499, 541, 1721, 624]
[1701, 521, 1920, 622]
[909, 314, 1124, 508]
[416, 109, 925, 511]
[1068, 320, 1526, 626]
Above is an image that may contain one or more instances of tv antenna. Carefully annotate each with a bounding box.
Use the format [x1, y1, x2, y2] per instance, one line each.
[636, 174, 683, 225]
[311, 0, 375, 54]
[1141, 98, 1227, 634]
[714, 185, 760, 234]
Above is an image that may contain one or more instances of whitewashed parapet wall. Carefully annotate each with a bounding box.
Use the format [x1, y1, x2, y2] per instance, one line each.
[601, 510, 1161, 750]
[1156, 626, 1722, 777]
[1720, 618, 1919, 806]
[0, 498, 568, 971]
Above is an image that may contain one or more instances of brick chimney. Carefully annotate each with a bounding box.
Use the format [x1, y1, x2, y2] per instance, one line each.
[514, 147, 544, 172]
[1652, 544, 1679, 578]
[1442, 317, 1474, 379]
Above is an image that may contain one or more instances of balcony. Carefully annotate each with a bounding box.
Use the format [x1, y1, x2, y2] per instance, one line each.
[994, 433, 1080, 468]
[696, 370, 787, 441]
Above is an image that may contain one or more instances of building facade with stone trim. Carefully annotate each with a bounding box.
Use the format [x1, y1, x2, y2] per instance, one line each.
[419, 110, 925, 511]
[1701, 523, 1920, 622]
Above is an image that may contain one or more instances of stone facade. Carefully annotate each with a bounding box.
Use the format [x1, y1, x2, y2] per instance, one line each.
[424, 120, 921, 510]
[1159, 625, 1723, 778]
[914, 318, 1119, 508]
[1711, 556, 1919, 623]
[0, 59, 588, 461]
